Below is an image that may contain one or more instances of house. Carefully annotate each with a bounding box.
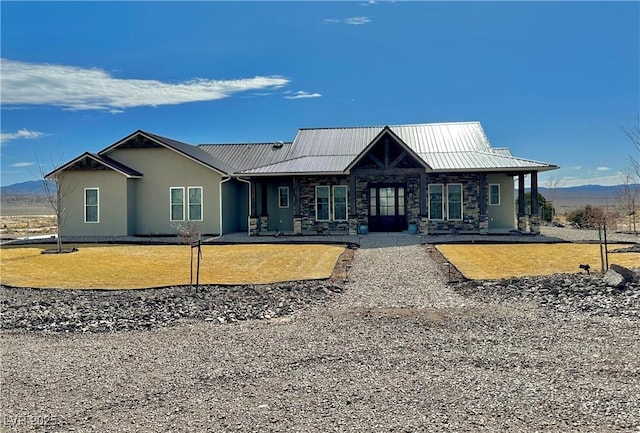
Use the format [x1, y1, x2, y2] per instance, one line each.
[47, 121, 558, 237]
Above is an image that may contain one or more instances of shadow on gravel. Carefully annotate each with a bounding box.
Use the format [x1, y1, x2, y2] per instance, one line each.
[0, 281, 344, 333]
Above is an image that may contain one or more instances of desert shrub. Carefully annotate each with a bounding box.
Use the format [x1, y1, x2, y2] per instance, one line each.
[566, 205, 606, 229]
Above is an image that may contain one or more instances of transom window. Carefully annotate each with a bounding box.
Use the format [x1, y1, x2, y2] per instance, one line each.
[84, 188, 99, 223]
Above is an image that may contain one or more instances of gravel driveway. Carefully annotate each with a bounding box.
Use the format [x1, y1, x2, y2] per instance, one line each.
[1, 231, 639, 432]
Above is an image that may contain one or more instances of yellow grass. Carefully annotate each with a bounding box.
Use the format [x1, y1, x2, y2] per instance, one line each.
[0, 244, 345, 289]
[437, 243, 640, 280]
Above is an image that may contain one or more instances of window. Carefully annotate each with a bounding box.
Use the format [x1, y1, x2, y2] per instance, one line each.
[447, 184, 463, 220]
[188, 187, 203, 221]
[85, 188, 99, 223]
[170, 187, 185, 221]
[489, 184, 500, 205]
[333, 186, 347, 221]
[278, 187, 289, 208]
[428, 184, 444, 220]
[370, 188, 377, 216]
[315, 186, 330, 221]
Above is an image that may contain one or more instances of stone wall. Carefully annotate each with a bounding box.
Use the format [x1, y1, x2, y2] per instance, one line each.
[298, 176, 350, 233]
[423, 173, 484, 233]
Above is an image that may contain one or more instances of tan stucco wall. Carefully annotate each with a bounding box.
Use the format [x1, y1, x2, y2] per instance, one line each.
[487, 173, 516, 229]
[59, 171, 129, 236]
[109, 148, 222, 235]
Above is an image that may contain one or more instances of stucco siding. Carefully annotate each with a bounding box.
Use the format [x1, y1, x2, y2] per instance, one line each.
[487, 173, 515, 229]
[222, 180, 249, 233]
[59, 171, 129, 236]
[109, 148, 223, 235]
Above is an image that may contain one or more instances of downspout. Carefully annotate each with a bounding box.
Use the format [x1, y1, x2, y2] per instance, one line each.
[236, 177, 252, 236]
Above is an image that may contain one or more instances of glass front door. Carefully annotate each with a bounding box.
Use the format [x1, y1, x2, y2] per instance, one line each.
[368, 184, 405, 232]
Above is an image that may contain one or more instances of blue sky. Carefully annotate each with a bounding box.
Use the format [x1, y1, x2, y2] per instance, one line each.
[1, 1, 638, 187]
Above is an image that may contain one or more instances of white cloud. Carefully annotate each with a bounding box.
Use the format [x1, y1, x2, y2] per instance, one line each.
[570, 166, 582, 171]
[596, 166, 610, 172]
[0, 59, 290, 112]
[0, 128, 46, 144]
[284, 91, 322, 100]
[324, 16, 371, 25]
[10, 162, 34, 168]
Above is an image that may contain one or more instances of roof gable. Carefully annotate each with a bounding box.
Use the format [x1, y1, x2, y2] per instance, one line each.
[347, 127, 431, 172]
[45, 152, 143, 179]
[100, 130, 235, 175]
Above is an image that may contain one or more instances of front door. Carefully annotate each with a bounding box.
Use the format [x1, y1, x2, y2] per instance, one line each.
[368, 184, 406, 232]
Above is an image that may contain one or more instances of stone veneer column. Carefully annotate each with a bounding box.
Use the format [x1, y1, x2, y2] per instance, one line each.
[348, 215, 358, 235]
[293, 216, 302, 235]
[249, 216, 259, 236]
[260, 215, 269, 233]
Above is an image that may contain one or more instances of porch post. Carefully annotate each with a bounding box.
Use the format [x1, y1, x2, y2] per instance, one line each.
[249, 179, 259, 236]
[349, 173, 358, 235]
[478, 173, 489, 234]
[517, 173, 527, 231]
[530, 171, 540, 233]
[293, 177, 302, 235]
[260, 181, 269, 232]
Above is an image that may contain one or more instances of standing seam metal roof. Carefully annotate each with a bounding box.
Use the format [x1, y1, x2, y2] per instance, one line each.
[217, 121, 556, 174]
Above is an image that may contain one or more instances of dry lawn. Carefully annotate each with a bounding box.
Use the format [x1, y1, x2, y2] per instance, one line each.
[0, 244, 345, 289]
[437, 243, 640, 280]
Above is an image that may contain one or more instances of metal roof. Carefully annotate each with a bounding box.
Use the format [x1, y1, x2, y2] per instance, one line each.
[421, 151, 557, 172]
[214, 121, 556, 174]
[199, 142, 293, 173]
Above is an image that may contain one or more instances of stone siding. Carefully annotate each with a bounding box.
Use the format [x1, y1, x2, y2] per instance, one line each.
[298, 176, 350, 233]
[424, 173, 485, 233]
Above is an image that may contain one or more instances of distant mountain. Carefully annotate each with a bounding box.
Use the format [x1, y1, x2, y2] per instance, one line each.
[1, 180, 55, 196]
[531, 184, 640, 211]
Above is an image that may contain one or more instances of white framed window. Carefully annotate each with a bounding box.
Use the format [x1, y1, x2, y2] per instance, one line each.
[447, 184, 463, 220]
[84, 188, 99, 223]
[315, 186, 330, 221]
[489, 184, 500, 205]
[278, 187, 289, 208]
[170, 187, 185, 221]
[333, 186, 347, 221]
[188, 186, 203, 221]
[428, 184, 444, 220]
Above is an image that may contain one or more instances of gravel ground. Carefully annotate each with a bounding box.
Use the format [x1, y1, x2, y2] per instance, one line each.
[1, 228, 639, 432]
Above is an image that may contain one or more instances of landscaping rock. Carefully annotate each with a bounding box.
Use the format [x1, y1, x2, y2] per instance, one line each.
[604, 269, 627, 288]
[0, 281, 344, 333]
[452, 268, 640, 320]
[610, 263, 637, 282]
